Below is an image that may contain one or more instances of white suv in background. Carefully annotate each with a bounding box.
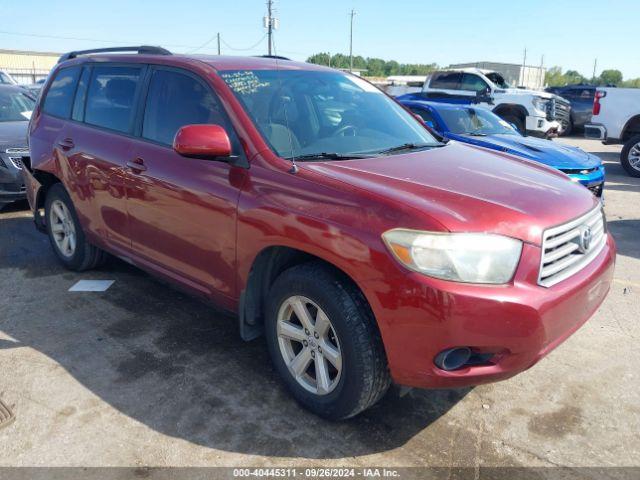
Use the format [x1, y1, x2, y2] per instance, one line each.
[420, 68, 570, 137]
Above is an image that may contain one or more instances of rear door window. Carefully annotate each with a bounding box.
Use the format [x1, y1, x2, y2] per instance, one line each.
[84, 65, 143, 133]
[142, 68, 231, 146]
[429, 72, 462, 90]
[42, 66, 81, 118]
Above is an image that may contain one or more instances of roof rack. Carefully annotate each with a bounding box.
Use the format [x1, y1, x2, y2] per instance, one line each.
[58, 46, 172, 63]
[254, 55, 291, 61]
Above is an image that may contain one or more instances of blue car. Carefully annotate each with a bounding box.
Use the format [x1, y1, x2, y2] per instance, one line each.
[397, 96, 605, 197]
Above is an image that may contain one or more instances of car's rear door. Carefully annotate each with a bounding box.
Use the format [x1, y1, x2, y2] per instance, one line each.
[125, 66, 245, 300]
[62, 63, 146, 254]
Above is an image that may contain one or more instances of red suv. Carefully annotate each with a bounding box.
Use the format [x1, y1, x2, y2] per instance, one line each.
[24, 47, 615, 419]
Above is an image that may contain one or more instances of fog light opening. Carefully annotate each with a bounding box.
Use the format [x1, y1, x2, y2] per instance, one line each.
[434, 347, 472, 371]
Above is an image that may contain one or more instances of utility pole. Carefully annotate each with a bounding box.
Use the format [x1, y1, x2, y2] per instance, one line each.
[349, 9, 356, 72]
[217, 33, 221, 55]
[264, 0, 278, 56]
[520, 47, 527, 87]
[539, 54, 544, 89]
[592, 58, 598, 83]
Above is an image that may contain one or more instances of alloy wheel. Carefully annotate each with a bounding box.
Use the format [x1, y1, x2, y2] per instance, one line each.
[276, 295, 342, 395]
[628, 142, 640, 171]
[49, 200, 77, 258]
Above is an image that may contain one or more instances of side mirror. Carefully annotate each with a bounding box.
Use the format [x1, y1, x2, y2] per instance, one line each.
[173, 124, 231, 159]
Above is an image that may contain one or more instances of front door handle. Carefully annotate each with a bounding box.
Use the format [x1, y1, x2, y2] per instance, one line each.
[57, 138, 75, 151]
[126, 158, 147, 173]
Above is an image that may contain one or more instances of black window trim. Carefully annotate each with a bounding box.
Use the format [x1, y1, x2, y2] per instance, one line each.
[71, 65, 92, 122]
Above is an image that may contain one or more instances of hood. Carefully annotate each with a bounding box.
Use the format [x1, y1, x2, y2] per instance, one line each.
[0, 121, 28, 148]
[452, 133, 601, 170]
[302, 142, 598, 246]
[500, 88, 555, 99]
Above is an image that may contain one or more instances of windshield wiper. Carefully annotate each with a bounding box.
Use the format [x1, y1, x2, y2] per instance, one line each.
[376, 143, 442, 155]
[467, 131, 488, 137]
[291, 152, 373, 161]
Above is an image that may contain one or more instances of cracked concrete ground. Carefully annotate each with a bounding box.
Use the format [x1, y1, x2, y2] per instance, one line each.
[0, 137, 638, 469]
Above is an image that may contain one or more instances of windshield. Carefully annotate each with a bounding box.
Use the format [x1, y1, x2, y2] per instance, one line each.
[438, 107, 519, 136]
[485, 72, 511, 89]
[220, 69, 439, 159]
[0, 89, 35, 122]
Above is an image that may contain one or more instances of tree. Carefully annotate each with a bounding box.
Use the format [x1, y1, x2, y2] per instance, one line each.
[599, 69, 623, 86]
[307, 52, 331, 67]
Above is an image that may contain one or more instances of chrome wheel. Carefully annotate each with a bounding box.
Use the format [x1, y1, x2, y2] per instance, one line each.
[49, 199, 76, 258]
[276, 295, 342, 395]
[628, 142, 640, 171]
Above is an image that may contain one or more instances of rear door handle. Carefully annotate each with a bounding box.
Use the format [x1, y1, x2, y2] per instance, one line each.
[57, 138, 75, 151]
[126, 158, 147, 173]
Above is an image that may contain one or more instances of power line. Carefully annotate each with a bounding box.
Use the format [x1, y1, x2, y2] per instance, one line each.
[187, 33, 220, 53]
[220, 34, 267, 52]
[0, 29, 195, 49]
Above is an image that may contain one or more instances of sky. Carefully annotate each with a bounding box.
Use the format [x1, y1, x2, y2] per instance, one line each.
[1, 0, 637, 78]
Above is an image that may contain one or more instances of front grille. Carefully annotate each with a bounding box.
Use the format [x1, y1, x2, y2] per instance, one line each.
[560, 167, 599, 175]
[548, 98, 571, 128]
[5, 148, 30, 170]
[538, 205, 607, 287]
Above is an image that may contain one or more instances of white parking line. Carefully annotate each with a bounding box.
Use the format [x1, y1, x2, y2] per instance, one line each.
[68, 280, 115, 292]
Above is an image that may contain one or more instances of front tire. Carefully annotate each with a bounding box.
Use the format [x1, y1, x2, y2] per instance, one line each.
[45, 183, 107, 271]
[265, 262, 390, 420]
[621, 135, 640, 178]
[501, 113, 525, 135]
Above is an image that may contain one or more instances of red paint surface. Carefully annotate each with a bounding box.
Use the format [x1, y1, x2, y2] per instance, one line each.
[25, 55, 616, 388]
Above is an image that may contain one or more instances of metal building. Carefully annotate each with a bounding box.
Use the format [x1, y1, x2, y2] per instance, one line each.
[0, 49, 60, 85]
[448, 61, 547, 90]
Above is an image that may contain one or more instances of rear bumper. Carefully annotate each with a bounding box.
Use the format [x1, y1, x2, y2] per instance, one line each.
[370, 234, 616, 389]
[585, 124, 607, 141]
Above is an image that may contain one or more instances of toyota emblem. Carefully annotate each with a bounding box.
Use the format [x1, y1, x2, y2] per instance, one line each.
[579, 226, 592, 253]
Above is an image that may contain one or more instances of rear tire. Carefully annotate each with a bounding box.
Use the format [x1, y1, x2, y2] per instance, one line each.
[561, 119, 573, 137]
[45, 183, 107, 271]
[621, 135, 640, 178]
[265, 262, 390, 420]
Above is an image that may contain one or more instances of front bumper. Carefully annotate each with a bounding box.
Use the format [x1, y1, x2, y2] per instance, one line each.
[526, 115, 562, 136]
[0, 149, 28, 205]
[370, 234, 616, 389]
[565, 166, 605, 197]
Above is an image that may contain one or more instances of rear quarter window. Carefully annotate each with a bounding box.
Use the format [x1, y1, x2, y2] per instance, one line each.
[42, 66, 81, 118]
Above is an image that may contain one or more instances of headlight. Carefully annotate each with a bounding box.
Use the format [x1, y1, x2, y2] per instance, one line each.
[382, 230, 523, 284]
[532, 97, 550, 114]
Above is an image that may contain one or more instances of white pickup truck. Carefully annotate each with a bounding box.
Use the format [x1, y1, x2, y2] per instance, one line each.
[585, 88, 640, 177]
[419, 68, 571, 137]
